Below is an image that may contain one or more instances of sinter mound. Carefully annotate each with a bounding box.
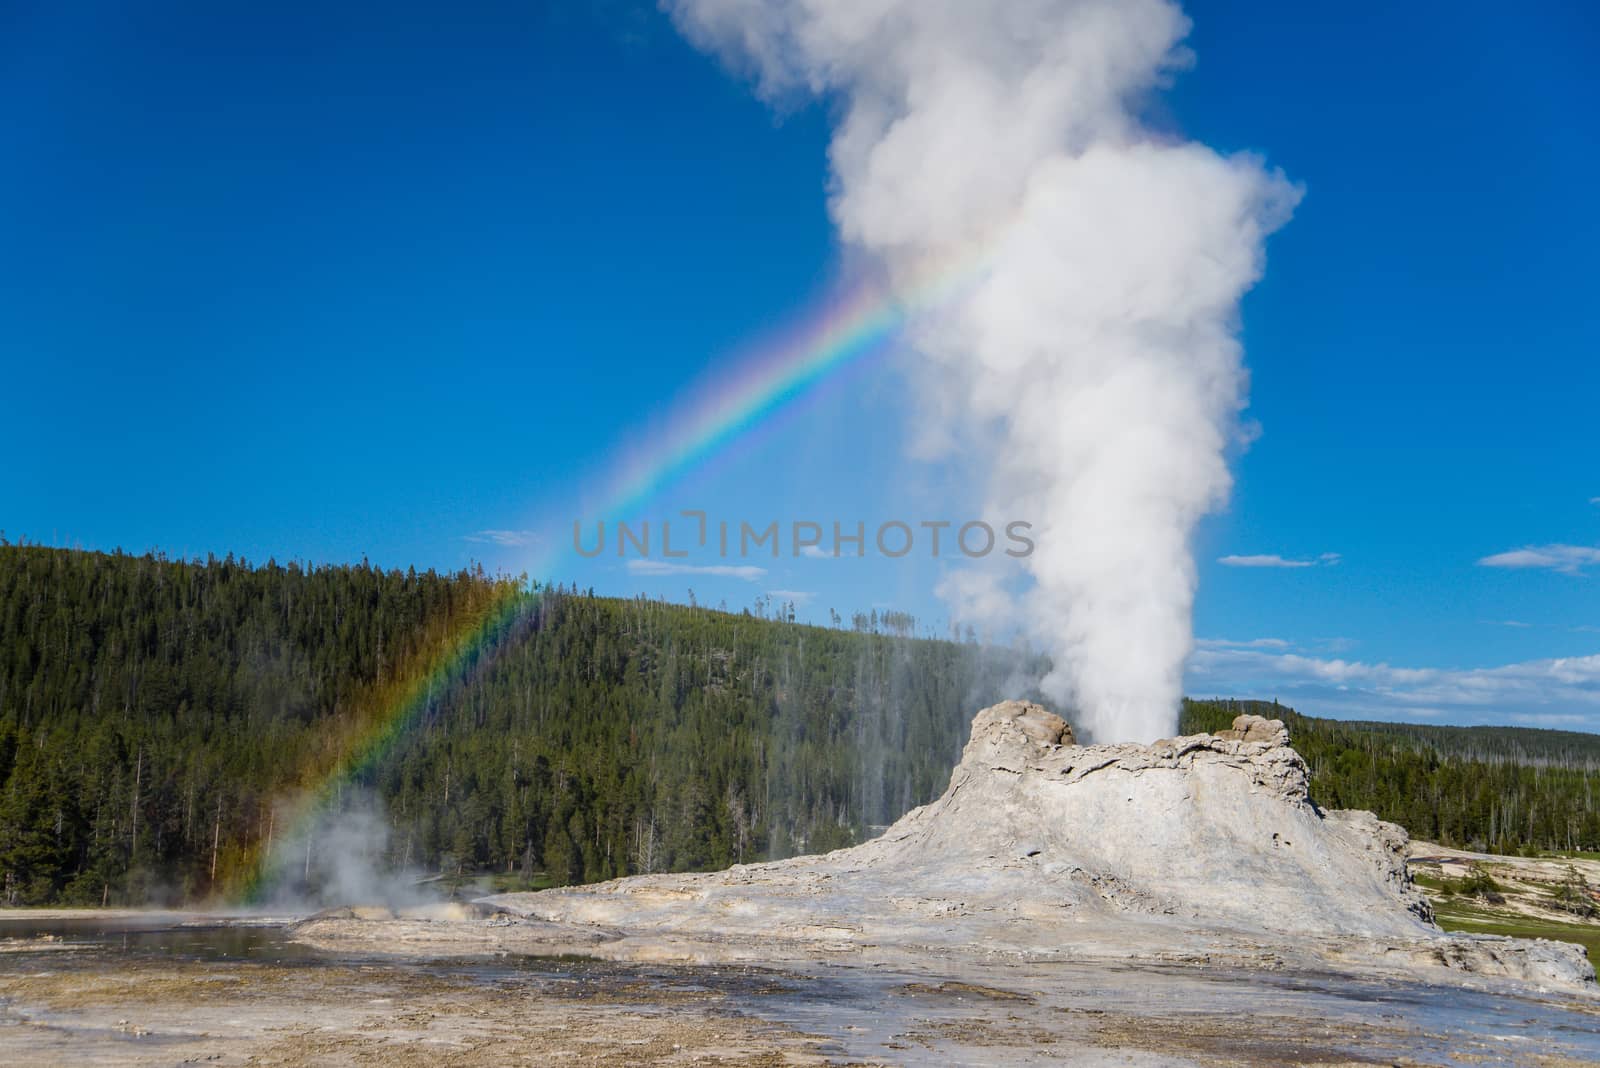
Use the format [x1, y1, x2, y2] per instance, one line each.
[309, 702, 1597, 988]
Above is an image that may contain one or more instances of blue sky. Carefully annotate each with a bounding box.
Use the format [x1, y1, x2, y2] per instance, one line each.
[3, 3, 1597, 728]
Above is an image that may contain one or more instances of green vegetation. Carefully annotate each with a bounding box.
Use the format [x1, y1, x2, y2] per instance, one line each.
[1408, 870, 1451, 894]
[1431, 900, 1600, 968]
[1550, 866, 1598, 919]
[0, 544, 1033, 904]
[1456, 865, 1505, 903]
[2, 545, 1598, 906]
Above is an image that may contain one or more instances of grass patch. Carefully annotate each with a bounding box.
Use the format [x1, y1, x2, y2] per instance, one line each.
[1432, 901, 1600, 968]
[480, 870, 560, 894]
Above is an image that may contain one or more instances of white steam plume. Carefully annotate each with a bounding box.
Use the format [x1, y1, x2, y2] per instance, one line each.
[259, 792, 437, 910]
[668, 0, 1298, 742]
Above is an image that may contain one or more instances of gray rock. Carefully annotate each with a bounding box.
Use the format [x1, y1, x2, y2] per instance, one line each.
[1215, 713, 1290, 746]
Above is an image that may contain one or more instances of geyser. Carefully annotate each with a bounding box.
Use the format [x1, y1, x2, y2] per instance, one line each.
[421, 700, 1591, 990]
[667, 0, 1299, 741]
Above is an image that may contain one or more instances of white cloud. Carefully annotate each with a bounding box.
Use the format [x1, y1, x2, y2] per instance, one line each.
[767, 589, 815, 605]
[463, 529, 539, 548]
[1196, 637, 1291, 649]
[1217, 553, 1338, 569]
[626, 559, 766, 582]
[1186, 643, 1600, 729]
[1494, 620, 1534, 628]
[799, 544, 830, 559]
[1477, 544, 1600, 575]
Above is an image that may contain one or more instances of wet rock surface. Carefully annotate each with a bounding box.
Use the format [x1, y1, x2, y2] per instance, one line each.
[5, 935, 1598, 1066]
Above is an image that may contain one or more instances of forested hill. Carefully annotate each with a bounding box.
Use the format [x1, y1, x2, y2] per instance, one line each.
[1, 544, 1596, 906]
[0, 544, 1036, 904]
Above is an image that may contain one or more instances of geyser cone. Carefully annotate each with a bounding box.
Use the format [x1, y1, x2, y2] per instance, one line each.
[467, 701, 1591, 988]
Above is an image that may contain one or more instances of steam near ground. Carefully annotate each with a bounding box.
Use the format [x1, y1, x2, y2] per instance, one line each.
[256, 794, 439, 911]
[254, 633, 1030, 906]
[668, 0, 1299, 742]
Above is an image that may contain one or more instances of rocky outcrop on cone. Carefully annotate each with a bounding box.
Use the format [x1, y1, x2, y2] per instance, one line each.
[454, 702, 1592, 990]
[1216, 712, 1290, 746]
[960, 699, 1074, 769]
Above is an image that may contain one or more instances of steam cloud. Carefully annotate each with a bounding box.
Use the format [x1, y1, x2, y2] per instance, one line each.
[260, 792, 436, 910]
[668, 0, 1298, 742]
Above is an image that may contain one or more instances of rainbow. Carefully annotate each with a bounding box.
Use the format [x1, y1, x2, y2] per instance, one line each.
[233, 242, 999, 903]
[602, 278, 904, 520]
[588, 229, 1004, 521]
[234, 577, 529, 902]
